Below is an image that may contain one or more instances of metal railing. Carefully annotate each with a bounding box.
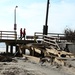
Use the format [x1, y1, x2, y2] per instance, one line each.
[0, 31, 17, 40]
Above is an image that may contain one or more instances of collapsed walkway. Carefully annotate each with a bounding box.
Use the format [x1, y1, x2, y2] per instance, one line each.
[0, 31, 75, 66]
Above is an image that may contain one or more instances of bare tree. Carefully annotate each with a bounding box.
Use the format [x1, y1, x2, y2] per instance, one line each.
[64, 28, 75, 42]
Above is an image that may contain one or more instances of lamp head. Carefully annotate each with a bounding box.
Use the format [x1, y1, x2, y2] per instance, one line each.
[16, 6, 18, 8]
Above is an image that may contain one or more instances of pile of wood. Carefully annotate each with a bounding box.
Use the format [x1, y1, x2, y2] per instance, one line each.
[45, 48, 75, 66]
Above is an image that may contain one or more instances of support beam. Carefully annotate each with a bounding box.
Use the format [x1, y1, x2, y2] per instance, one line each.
[22, 49, 26, 54]
[15, 45, 19, 53]
[10, 45, 13, 54]
[32, 48, 35, 56]
[6, 44, 9, 53]
[30, 50, 32, 56]
[41, 50, 44, 58]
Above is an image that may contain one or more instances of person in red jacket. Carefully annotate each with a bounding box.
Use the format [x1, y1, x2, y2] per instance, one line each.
[20, 28, 26, 40]
[23, 28, 26, 40]
[20, 28, 22, 40]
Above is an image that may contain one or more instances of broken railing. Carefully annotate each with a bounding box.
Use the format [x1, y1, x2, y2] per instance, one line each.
[33, 32, 66, 50]
[34, 32, 65, 41]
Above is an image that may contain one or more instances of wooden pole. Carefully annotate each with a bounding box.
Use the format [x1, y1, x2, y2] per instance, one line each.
[6, 44, 9, 53]
[10, 45, 13, 54]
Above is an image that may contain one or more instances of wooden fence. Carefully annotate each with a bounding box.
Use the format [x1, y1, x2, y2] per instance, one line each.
[34, 32, 63, 50]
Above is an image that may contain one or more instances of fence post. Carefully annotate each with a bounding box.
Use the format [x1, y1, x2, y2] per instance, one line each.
[34, 32, 36, 41]
[0, 31, 2, 39]
[15, 31, 17, 40]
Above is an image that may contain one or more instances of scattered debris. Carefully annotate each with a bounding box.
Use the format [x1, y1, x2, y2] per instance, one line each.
[0, 55, 12, 62]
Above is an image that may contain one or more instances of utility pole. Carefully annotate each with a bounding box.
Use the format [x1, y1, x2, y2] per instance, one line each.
[43, 0, 50, 35]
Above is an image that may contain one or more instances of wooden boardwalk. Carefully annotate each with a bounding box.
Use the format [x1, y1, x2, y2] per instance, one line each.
[0, 39, 35, 45]
[0, 31, 36, 54]
[0, 31, 67, 58]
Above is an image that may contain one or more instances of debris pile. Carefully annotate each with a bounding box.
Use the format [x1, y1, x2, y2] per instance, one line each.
[0, 55, 12, 62]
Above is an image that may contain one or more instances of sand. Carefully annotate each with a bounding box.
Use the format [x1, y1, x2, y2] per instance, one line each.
[0, 55, 75, 75]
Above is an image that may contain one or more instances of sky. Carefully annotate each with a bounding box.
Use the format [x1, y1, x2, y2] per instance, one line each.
[0, 0, 75, 36]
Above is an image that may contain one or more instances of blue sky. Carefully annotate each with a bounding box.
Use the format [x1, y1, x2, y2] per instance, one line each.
[0, 0, 75, 35]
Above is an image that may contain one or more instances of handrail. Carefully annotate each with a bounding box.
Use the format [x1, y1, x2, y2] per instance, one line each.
[0, 31, 17, 40]
[0, 31, 15, 32]
[34, 32, 65, 36]
[34, 32, 65, 41]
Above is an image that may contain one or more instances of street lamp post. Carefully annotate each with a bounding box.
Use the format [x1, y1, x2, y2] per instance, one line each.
[14, 6, 18, 40]
[14, 6, 18, 31]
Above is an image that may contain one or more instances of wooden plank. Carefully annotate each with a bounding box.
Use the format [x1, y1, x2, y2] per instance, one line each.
[46, 48, 74, 58]
[0, 31, 15, 33]
[44, 36, 56, 40]
[56, 57, 75, 60]
[34, 48, 41, 54]
[1, 34, 15, 35]
[44, 38, 55, 43]
[43, 40, 57, 46]
[0, 36, 15, 38]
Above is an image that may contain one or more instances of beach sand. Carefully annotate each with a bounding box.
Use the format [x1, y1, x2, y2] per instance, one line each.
[0, 55, 75, 75]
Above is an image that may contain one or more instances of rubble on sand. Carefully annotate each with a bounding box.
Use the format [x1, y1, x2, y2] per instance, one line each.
[0, 55, 12, 62]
